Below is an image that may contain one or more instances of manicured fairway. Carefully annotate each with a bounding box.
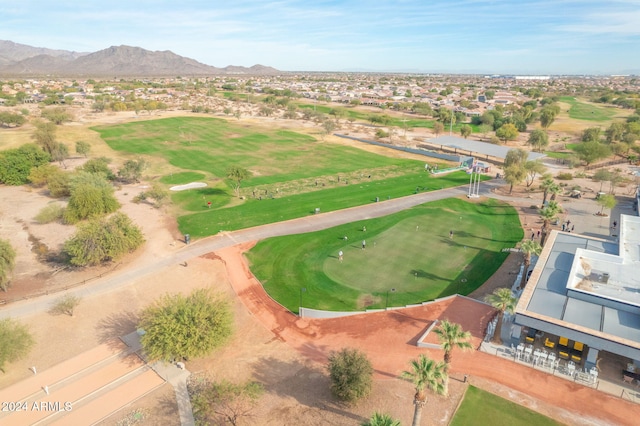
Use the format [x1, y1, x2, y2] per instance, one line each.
[93, 117, 417, 187]
[246, 198, 522, 313]
[559, 96, 617, 122]
[450, 386, 562, 426]
[177, 170, 481, 235]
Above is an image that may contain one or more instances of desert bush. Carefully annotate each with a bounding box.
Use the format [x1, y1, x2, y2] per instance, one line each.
[556, 172, 573, 180]
[34, 204, 65, 224]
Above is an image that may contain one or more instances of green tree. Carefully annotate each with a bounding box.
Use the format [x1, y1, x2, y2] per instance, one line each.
[0, 239, 17, 292]
[484, 90, 495, 100]
[118, 158, 147, 183]
[189, 377, 263, 426]
[581, 127, 602, 143]
[401, 354, 448, 426]
[597, 193, 617, 216]
[539, 201, 562, 246]
[495, 123, 519, 143]
[327, 348, 373, 404]
[539, 108, 556, 129]
[226, 166, 251, 198]
[504, 164, 526, 194]
[605, 122, 626, 143]
[524, 160, 546, 187]
[527, 129, 549, 152]
[51, 143, 69, 168]
[80, 157, 115, 180]
[32, 120, 58, 155]
[433, 121, 444, 137]
[592, 169, 612, 193]
[322, 119, 337, 138]
[0, 318, 34, 372]
[519, 240, 542, 289]
[140, 289, 233, 362]
[433, 320, 472, 367]
[41, 107, 72, 125]
[50, 294, 81, 317]
[484, 288, 517, 344]
[0, 144, 51, 185]
[460, 124, 472, 139]
[362, 412, 401, 426]
[574, 141, 611, 165]
[63, 212, 144, 266]
[75, 141, 91, 157]
[63, 172, 119, 223]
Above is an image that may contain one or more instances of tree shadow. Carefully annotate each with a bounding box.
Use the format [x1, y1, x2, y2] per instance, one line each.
[96, 310, 139, 347]
[250, 356, 368, 424]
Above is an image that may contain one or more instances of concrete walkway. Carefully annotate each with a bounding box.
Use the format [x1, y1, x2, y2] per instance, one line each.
[122, 331, 195, 426]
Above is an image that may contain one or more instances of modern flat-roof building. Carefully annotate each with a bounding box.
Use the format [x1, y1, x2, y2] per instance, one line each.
[515, 214, 640, 375]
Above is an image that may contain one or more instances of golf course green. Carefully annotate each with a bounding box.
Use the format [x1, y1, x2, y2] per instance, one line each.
[247, 198, 522, 313]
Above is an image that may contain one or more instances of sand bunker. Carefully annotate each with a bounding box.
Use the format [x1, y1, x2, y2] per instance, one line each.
[169, 182, 208, 191]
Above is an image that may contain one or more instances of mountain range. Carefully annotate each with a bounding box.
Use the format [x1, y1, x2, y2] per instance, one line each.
[0, 41, 280, 77]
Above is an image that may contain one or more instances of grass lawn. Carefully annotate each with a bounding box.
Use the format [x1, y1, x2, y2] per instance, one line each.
[246, 198, 522, 313]
[177, 171, 485, 235]
[559, 96, 617, 122]
[93, 116, 417, 187]
[450, 386, 562, 426]
[159, 171, 207, 185]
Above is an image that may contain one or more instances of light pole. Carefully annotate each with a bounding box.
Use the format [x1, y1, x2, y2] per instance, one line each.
[299, 287, 307, 316]
[385, 288, 396, 309]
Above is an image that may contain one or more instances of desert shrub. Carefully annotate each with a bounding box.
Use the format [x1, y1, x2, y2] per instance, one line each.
[0, 144, 51, 185]
[63, 212, 144, 266]
[556, 172, 573, 180]
[34, 204, 65, 224]
[327, 348, 373, 403]
[47, 171, 71, 198]
[63, 172, 119, 224]
[140, 289, 232, 362]
[0, 239, 17, 292]
[28, 164, 62, 187]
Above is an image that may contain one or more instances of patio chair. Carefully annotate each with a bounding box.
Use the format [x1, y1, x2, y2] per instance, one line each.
[559, 350, 570, 360]
[573, 341, 584, 352]
[571, 354, 582, 363]
[544, 337, 555, 349]
[558, 336, 569, 349]
[623, 375, 634, 384]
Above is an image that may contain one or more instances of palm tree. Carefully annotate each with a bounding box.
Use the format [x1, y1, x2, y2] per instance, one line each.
[539, 175, 555, 206]
[484, 288, 517, 344]
[539, 201, 562, 246]
[401, 354, 448, 426]
[548, 183, 562, 202]
[519, 239, 542, 290]
[362, 412, 401, 426]
[433, 320, 473, 367]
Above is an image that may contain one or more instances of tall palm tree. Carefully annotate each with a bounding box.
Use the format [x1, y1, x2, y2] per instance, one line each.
[548, 183, 562, 202]
[433, 320, 473, 367]
[401, 354, 448, 426]
[362, 412, 401, 426]
[539, 201, 562, 246]
[519, 239, 542, 290]
[539, 175, 555, 206]
[484, 288, 517, 344]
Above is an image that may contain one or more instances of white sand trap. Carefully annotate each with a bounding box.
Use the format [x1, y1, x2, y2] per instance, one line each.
[169, 182, 208, 191]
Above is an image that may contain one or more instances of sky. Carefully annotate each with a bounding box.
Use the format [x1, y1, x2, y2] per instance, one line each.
[1, 0, 639, 75]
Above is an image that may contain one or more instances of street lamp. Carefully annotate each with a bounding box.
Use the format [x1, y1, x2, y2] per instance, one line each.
[299, 287, 307, 315]
[385, 288, 396, 309]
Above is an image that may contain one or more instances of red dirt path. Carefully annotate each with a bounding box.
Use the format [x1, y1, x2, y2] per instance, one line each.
[216, 242, 638, 426]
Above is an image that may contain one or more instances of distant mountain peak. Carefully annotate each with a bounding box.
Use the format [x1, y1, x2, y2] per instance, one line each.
[0, 40, 281, 77]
